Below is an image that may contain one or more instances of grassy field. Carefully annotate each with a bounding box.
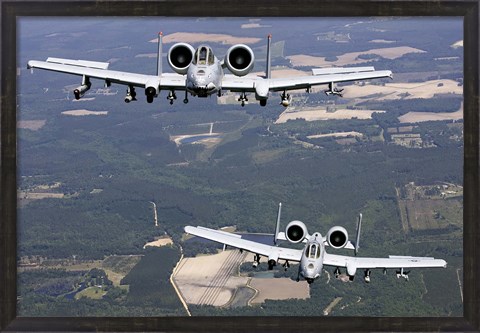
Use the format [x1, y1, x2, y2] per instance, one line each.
[396, 183, 462, 233]
[399, 199, 462, 231]
[75, 286, 107, 300]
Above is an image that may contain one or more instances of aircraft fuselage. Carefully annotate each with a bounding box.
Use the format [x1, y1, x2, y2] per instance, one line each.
[185, 45, 223, 97]
[300, 233, 325, 284]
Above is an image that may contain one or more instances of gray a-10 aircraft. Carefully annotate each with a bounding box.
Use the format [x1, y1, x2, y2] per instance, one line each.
[27, 33, 393, 107]
[184, 203, 446, 284]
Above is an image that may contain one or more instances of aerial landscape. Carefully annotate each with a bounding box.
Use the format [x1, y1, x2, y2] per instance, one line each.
[17, 17, 463, 317]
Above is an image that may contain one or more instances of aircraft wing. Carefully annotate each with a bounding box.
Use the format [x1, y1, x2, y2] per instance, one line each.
[27, 58, 186, 90]
[220, 74, 258, 92]
[184, 226, 303, 262]
[323, 252, 447, 270]
[221, 69, 392, 95]
[267, 70, 393, 92]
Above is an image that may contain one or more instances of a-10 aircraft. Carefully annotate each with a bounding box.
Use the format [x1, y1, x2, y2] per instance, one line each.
[184, 203, 447, 284]
[27, 33, 393, 107]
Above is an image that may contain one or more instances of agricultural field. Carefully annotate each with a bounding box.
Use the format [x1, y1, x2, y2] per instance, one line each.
[17, 120, 47, 130]
[398, 108, 463, 123]
[287, 46, 426, 67]
[276, 107, 384, 123]
[61, 110, 109, 116]
[174, 249, 310, 308]
[75, 286, 107, 300]
[152, 32, 262, 45]
[173, 250, 249, 306]
[343, 80, 462, 101]
[396, 183, 463, 233]
[143, 235, 173, 249]
[249, 277, 309, 304]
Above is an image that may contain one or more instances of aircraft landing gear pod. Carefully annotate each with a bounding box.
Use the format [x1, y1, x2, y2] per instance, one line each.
[346, 262, 357, 281]
[268, 253, 279, 270]
[145, 78, 160, 103]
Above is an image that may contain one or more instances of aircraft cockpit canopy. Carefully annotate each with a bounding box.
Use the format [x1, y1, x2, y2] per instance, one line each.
[193, 46, 214, 66]
[306, 243, 321, 259]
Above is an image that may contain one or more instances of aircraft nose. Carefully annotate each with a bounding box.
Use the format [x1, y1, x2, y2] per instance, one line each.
[194, 75, 206, 85]
[303, 263, 315, 276]
[190, 81, 216, 92]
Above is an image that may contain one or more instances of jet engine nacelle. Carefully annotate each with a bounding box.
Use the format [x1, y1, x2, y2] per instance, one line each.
[326, 226, 349, 249]
[285, 220, 309, 244]
[224, 44, 254, 77]
[168, 43, 195, 75]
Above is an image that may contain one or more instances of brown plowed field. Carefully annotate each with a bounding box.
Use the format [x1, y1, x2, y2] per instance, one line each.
[174, 250, 248, 306]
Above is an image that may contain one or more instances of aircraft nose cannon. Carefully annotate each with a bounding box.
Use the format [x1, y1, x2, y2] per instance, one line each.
[188, 81, 217, 98]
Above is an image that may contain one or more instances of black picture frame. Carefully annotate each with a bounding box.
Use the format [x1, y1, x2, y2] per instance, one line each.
[1, 1, 479, 331]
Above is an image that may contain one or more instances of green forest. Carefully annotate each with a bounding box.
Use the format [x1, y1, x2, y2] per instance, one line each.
[16, 99, 464, 316]
[18, 247, 186, 316]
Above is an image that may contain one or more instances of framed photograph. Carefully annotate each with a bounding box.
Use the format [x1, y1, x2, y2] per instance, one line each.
[1, 1, 479, 331]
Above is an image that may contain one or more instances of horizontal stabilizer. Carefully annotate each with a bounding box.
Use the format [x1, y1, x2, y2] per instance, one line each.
[312, 67, 376, 76]
[46, 57, 110, 70]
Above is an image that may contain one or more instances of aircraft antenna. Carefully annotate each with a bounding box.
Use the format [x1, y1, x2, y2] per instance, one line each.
[157, 32, 163, 76]
[265, 34, 272, 79]
[274, 202, 282, 245]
